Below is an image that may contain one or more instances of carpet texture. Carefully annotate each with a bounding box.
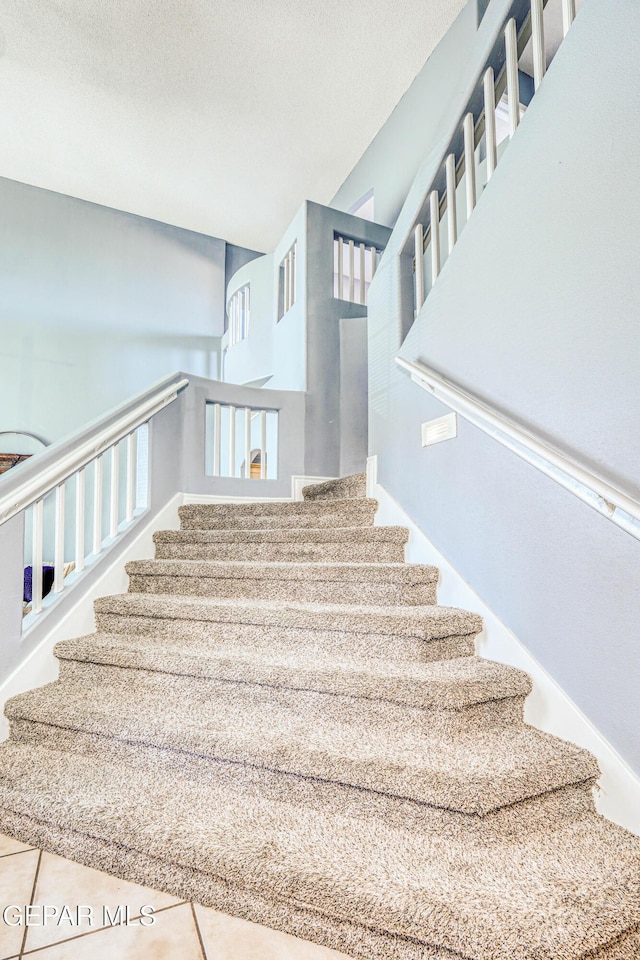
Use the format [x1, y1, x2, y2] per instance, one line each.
[0, 474, 639, 959]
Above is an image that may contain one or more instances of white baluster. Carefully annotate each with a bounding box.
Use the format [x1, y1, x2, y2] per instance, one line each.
[125, 432, 136, 522]
[348, 240, 355, 302]
[445, 153, 458, 254]
[463, 112, 477, 219]
[93, 454, 103, 555]
[284, 254, 290, 313]
[338, 236, 344, 298]
[290, 247, 295, 307]
[229, 405, 236, 477]
[484, 67, 497, 180]
[505, 18, 520, 138]
[531, 0, 546, 90]
[260, 410, 267, 479]
[562, 0, 575, 36]
[429, 190, 441, 283]
[370, 246, 377, 279]
[414, 224, 425, 312]
[245, 285, 250, 337]
[75, 468, 86, 573]
[53, 483, 65, 593]
[109, 443, 119, 539]
[359, 242, 366, 304]
[213, 403, 221, 477]
[31, 498, 44, 614]
[244, 407, 251, 479]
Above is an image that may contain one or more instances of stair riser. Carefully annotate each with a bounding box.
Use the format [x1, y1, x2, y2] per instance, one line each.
[5, 663, 597, 814]
[127, 573, 437, 606]
[154, 542, 406, 563]
[56, 658, 526, 726]
[8, 721, 597, 834]
[0, 807, 436, 960]
[179, 499, 376, 519]
[11, 720, 593, 819]
[93, 613, 477, 663]
[180, 515, 376, 531]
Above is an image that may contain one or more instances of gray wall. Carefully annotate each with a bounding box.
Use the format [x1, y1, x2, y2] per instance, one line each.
[330, 1, 480, 228]
[368, 0, 640, 774]
[0, 176, 257, 446]
[339, 317, 368, 477]
[304, 202, 390, 477]
[223, 200, 390, 478]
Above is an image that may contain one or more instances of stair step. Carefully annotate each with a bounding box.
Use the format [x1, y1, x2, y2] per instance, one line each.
[6, 671, 598, 815]
[0, 742, 636, 960]
[153, 525, 408, 563]
[178, 498, 377, 530]
[55, 633, 533, 711]
[94, 594, 482, 662]
[125, 559, 438, 605]
[302, 473, 367, 501]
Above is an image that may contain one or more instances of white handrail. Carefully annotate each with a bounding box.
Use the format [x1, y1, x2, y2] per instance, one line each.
[396, 357, 640, 541]
[0, 377, 188, 526]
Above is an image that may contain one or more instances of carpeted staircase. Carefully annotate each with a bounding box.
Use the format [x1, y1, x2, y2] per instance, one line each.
[0, 473, 639, 959]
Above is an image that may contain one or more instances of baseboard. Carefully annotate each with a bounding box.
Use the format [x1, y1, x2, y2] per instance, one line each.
[0, 493, 182, 742]
[291, 476, 337, 501]
[366, 455, 640, 835]
[183, 493, 291, 505]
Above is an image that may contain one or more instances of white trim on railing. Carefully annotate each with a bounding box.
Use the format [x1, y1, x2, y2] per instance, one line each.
[0, 378, 188, 526]
[396, 357, 640, 541]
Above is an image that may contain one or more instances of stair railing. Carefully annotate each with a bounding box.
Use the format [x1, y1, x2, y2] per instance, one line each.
[409, 0, 577, 319]
[0, 374, 188, 628]
[396, 357, 640, 542]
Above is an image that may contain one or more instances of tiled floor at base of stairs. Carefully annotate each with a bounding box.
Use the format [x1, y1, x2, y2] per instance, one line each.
[0, 834, 350, 960]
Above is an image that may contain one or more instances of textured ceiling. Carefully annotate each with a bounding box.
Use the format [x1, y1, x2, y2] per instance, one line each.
[0, 0, 465, 251]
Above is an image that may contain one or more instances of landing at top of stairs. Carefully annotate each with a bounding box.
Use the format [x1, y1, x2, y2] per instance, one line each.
[302, 473, 367, 501]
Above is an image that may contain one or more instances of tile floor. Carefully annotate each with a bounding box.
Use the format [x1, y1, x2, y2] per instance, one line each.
[0, 834, 350, 959]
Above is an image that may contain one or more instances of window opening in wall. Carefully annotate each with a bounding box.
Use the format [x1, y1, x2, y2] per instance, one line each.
[243, 448, 266, 479]
[205, 403, 278, 479]
[227, 284, 250, 347]
[278, 243, 297, 320]
[333, 234, 381, 305]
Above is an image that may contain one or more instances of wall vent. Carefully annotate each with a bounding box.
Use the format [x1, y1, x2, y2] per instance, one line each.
[421, 412, 457, 447]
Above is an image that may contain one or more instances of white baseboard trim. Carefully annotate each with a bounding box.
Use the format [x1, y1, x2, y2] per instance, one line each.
[0, 493, 183, 742]
[183, 494, 291, 505]
[291, 476, 337, 501]
[366, 455, 640, 835]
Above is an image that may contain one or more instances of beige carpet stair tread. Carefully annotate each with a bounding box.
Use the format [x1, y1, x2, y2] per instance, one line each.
[54, 633, 532, 709]
[179, 497, 377, 519]
[154, 525, 409, 544]
[6, 673, 598, 814]
[126, 558, 437, 585]
[179, 499, 378, 530]
[0, 741, 637, 960]
[94, 593, 482, 639]
[302, 473, 366, 500]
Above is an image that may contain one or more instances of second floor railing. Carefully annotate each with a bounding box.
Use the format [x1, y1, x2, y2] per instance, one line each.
[334, 233, 382, 306]
[410, 0, 578, 318]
